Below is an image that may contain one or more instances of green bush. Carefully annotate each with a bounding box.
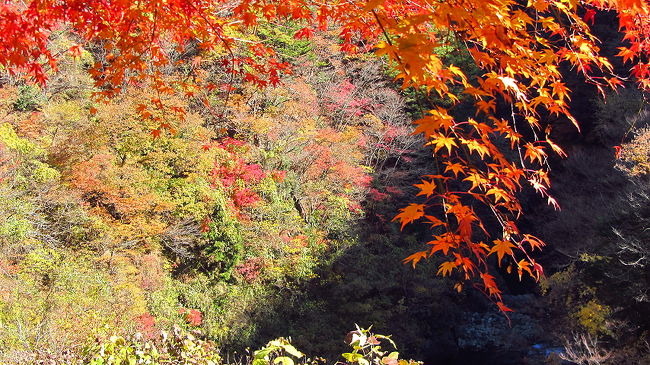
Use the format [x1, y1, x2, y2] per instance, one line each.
[87, 329, 221, 365]
[12, 85, 43, 111]
[256, 24, 314, 63]
[205, 202, 244, 281]
[85, 327, 420, 365]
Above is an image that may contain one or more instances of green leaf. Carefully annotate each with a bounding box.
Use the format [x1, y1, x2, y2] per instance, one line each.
[342, 353, 363, 362]
[274, 356, 295, 365]
[253, 359, 269, 365]
[375, 335, 397, 349]
[282, 344, 304, 358]
[255, 349, 274, 360]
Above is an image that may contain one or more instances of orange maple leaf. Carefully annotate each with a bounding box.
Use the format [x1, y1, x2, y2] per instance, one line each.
[516, 259, 533, 280]
[403, 250, 428, 268]
[428, 234, 457, 255]
[444, 162, 465, 177]
[489, 239, 515, 265]
[392, 203, 426, 229]
[496, 301, 513, 312]
[414, 179, 436, 198]
[423, 215, 446, 228]
[524, 143, 547, 164]
[522, 234, 546, 251]
[480, 273, 501, 296]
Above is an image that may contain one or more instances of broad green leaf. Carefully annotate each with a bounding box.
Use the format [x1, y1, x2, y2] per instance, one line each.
[274, 356, 295, 365]
[282, 344, 304, 358]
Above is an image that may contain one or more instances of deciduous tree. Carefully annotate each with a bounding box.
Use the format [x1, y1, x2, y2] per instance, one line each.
[2, 0, 649, 310]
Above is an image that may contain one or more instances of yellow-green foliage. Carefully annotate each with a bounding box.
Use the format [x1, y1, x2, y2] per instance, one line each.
[0, 249, 135, 362]
[617, 126, 650, 176]
[86, 326, 420, 365]
[0, 123, 41, 155]
[542, 264, 614, 337]
[574, 300, 612, 336]
[87, 331, 221, 365]
[0, 29, 385, 360]
[0, 123, 60, 184]
[0, 124, 61, 247]
[0, 202, 34, 243]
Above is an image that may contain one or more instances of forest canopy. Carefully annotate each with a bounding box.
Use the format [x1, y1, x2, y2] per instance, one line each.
[0, 0, 649, 363]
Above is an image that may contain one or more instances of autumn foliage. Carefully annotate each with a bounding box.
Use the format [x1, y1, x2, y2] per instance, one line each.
[1, 0, 650, 316]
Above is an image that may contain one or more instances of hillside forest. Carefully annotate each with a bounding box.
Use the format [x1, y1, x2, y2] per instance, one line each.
[0, 0, 649, 364]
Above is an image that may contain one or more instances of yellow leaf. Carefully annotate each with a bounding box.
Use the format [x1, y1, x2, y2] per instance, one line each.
[486, 187, 510, 203]
[463, 173, 488, 190]
[546, 137, 567, 157]
[437, 261, 457, 276]
[460, 138, 489, 158]
[427, 133, 457, 154]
